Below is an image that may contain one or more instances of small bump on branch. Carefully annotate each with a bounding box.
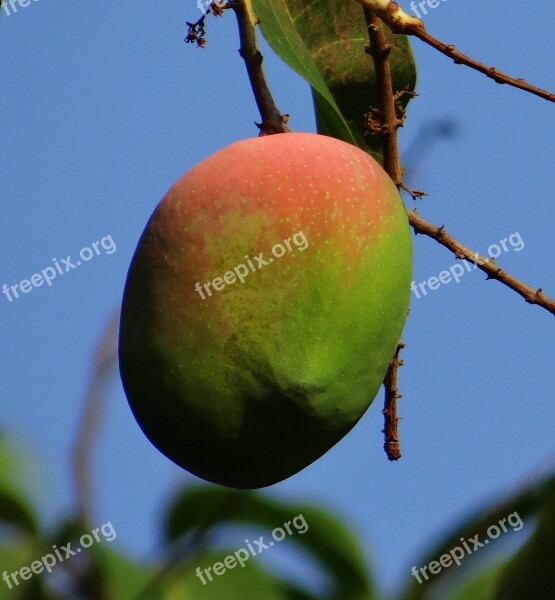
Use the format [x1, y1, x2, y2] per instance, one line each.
[399, 182, 427, 200]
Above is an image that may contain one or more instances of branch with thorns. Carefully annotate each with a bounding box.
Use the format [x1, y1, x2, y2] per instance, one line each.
[363, 2, 555, 456]
[356, 0, 555, 104]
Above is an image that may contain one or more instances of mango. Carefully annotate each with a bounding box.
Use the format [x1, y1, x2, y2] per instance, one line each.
[119, 132, 412, 488]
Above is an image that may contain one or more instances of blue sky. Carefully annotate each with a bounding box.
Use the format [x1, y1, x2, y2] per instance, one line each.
[1, 0, 554, 595]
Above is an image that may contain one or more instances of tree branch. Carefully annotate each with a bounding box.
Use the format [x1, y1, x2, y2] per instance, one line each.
[363, 9, 403, 183]
[363, 8, 409, 459]
[407, 210, 555, 316]
[361, 4, 555, 464]
[361, 4, 555, 316]
[229, 0, 290, 134]
[360, 3, 555, 316]
[356, 0, 555, 104]
[383, 343, 404, 460]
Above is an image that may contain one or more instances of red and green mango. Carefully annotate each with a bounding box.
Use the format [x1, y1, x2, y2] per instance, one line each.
[119, 132, 412, 488]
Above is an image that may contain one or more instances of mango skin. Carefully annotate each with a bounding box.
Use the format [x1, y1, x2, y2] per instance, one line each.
[119, 133, 412, 489]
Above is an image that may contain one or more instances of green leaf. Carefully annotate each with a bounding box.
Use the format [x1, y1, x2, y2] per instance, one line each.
[250, 0, 358, 146]
[252, 0, 417, 162]
[398, 470, 555, 600]
[0, 544, 33, 600]
[163, 486, 375, 600]
[441, 561, 506, 600]
[164, 548, 310, 600]
[493, 478, 555, 600]
[92, 546, 156, 600]
[0, 489, 38, 537]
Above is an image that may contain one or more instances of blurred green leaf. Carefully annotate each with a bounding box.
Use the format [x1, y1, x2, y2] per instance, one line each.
[0, 544, 32, 600]
[91, 545, 156, 600]
[163, 548, 313, 600]
[41, 518, 156, 600]
[0, 489, 38, 537]
[0, 538, 61, 600]
[164, 486, 374, 600]
[441, 562, 506, 600]
[398, 469, 555, 600]
[0, 437, 39, 536]
[493, 478, 555, 600]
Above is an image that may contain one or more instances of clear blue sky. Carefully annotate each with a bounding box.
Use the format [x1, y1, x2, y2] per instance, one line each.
[1, 0, 554, 595]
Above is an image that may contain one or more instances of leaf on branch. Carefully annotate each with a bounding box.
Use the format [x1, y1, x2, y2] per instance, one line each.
[252, 0, 417, 162]
[250, 0, 357, 146]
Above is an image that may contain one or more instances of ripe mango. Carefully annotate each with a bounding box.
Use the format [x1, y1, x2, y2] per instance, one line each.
[119, 133, 412, 488]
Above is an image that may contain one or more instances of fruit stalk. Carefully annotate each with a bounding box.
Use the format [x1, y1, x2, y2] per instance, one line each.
[229, 0, 290, 134]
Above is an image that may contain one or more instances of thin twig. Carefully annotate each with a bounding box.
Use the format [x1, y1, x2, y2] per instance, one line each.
[406, 210, 555, 316]
[356, 1, 555, 104]
[70, 311, 119, 600]
[399, 182, 426, 200]
[229, 0, 290, 134]
[410, 27, 555, 105]
[72, 311, 119, 525]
